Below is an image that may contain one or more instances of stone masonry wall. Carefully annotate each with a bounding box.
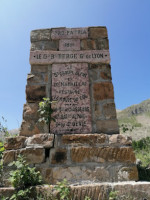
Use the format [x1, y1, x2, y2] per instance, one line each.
[2, 27, 138, 187]
[20, 26, 119, 136]
[3, 134, 138, 185]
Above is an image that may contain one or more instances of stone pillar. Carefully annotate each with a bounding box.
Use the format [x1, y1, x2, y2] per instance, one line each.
[20, 26, 119, 136]
[2, 27, 138, 186]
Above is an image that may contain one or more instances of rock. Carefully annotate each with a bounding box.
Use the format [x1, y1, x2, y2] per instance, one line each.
[26, 134, 54, 148]
[62, 134, 108, 146]
[89, 27, 108, 39]
[93, 82, 114, 101]
[109, 134, 132, 145]
[3, 150, 16, 165]
[50, 148, 67, 164]
[4, 136, 26, 150]
[26, 85, 46, 102]
[71, 146, 136, 163]
[17, 147, 45, 164]
[96, 119, 119, 134]
[30, 29, 51, 42]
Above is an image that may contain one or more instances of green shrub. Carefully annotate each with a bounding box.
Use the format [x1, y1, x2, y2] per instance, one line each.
[54, 179, 71, 200]
[9, 155, 42, 189]
[7, 155, 42, 200]
[0, 141, 5, 160]
[38, 98, 56, 132]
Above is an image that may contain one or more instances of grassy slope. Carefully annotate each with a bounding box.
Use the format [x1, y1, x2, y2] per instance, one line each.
[117, 98, 150, 141]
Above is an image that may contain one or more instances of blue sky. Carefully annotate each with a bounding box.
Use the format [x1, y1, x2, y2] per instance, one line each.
[0, 0, 150, 129]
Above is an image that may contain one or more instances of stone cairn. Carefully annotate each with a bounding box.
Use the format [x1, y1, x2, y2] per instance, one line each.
[3, 27, 138, 186]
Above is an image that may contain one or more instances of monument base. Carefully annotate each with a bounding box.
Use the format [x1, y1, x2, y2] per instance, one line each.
[1, 182, 150, 200]
[3, 133, 138, 186]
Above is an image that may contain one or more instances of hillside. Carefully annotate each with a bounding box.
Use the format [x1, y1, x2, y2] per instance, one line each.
[117, 99, 150, 140]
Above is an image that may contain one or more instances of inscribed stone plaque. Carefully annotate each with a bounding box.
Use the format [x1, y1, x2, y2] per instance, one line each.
[51, 63, 92, 134]
[30, 50, 110, 64]
[59, 39, 80, 51]
[51, 28, 88, 39]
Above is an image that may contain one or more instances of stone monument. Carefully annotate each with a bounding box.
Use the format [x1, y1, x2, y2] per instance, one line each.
[3, 26, 138, 185]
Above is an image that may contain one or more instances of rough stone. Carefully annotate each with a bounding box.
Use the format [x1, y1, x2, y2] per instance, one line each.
[71, 147, 136, 163]
[96, 119, 119, 134]
[89, 27, 108, 39]
[26, 85, 46, 102]
[62, 134, 108, 146]
[94, 104, 103, 119]
[118, 166, 138, 181]
[30, 29, 51, 42]
[31, 40, 58, 51]
[100, 71, 112, 80]
[52, 166, 110, 184]
[17, 147, 45, 164]
[3, 150, 16, 165]
[31, 65, 48, 73]
[0, 187, 15, 199]
[103, 102, 117, 119]
[20, 120, 49, 137]
[81, 38, 109, 50]
[26, 133, 54, 148]
[23, 103, 39, 120]
[50, 148, 67, 164]
[93, 82, 114, 100]
[27, 73, 48, 85]
[109, 134, 132, 145]
[4, 136, 26, 150]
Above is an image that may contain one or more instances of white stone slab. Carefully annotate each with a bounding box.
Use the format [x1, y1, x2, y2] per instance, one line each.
[30, 50, 110, 64]
[51, 28, 88, 39]
[51, 63, 92, 134]
[59, 39, 80, 51]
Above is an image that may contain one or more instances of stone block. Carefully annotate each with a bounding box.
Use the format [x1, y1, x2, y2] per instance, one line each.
[30, 50, 110, 65]
[96, 119, 119, 134]
[26, 85, 46, 102]
[31, 65, 48, 73]
[31, 40, 59, 51]
[50, 148, 67, 164]
[71, 146, 136, 163]
[17, 147, 45, 164]
[89, 27, 108, 39]
[81, 39, 97, 50]
[118, 166, 138, 181]
[94, 103, 103, 119]
[26, 133, 54, 148]
[88, 68, 99, 82]
[30, 29, 51, 42]
[52, 166, 110, 184]
[93, 82, 114, 100]
[23, 103, 39, 120]
[27, 73, 48, 85]
[103, 102, 117, 119]
[59, 39, 80, 50]
[20, 120, 49, 137]
[109, 134, 132, 145]
[3, 150, 16, 165]
[89, 63, 111, 70]
[96, 38, 109, 49]
[0, 188, 15, 199]
[62, 134, 108, 146]
[36, 167, 53, 184]
[100, 71, 112, 80]
[4, 136, 26, 150]
[81, 38, 109, 50]
[51, 27, 88, 39]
